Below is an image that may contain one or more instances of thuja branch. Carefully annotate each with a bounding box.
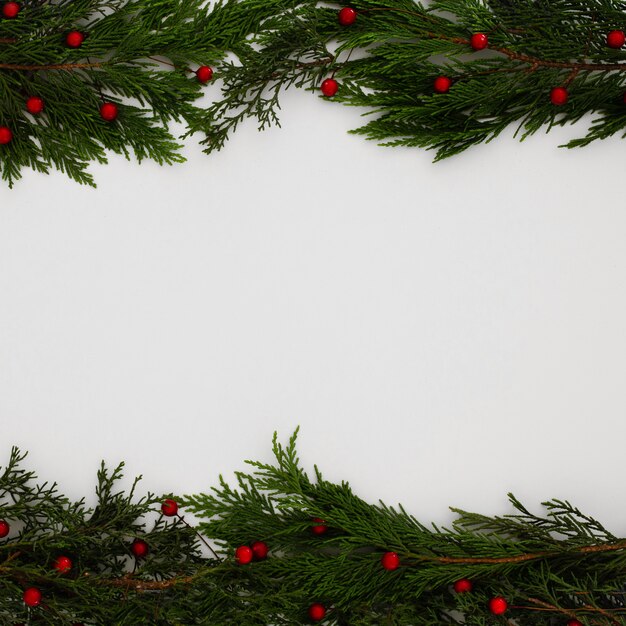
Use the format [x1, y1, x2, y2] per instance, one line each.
[3, 432, 624, 624]
[4, 1, 626, 186]
[0, 0, 293, 187]
[182, 430, 626, 625]
[199, 0, 626, 162]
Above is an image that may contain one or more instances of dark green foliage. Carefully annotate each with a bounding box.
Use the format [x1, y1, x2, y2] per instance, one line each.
[201, 0, 626, 162]
[2, 432, 626, 624]
[0, 0, 290, 186]
[3, 1, 626, 186]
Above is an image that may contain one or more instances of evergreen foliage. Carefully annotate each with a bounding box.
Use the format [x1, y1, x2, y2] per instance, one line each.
[203, 0, 626, 161]
[0, 0, 288, 186]
[3, 1, 626, 186]
[1, 432, 626, 624]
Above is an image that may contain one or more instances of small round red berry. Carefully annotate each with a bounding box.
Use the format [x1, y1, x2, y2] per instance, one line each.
[551, 87, 569, 106]
[2, 2, 20, 19]
[381, 551, 400, 571]
[235, 545, 254, 565]
[566, 621, 583, 626]
[0, 127, 13, 145]
[196, 65, 213, 84]
[311, 518, 328, 535]
[308, 603, 326, 622]
[130, 538, 149, 559]
[99, 102, 119, 122]
[161, 499, 179, 517]
[23, 587, 42, 608]
[453, 578, 473, 593]
[321, 78, 339, 98]
[607, 30, 626, 49]
[251, 541, 268, 560]
[65, 31, 85, 48]
[53, 555, 72, 574]
[434, 76, 453, 94]
[488, 597, 508, 615]
[26, 96, 44, 115]
[338, 7, 357, 26]
[470, 33, 488, 51]
[0, 520, 9, 538]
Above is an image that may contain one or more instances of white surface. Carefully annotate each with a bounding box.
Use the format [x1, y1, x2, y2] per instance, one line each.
[1, 90, 625, 529]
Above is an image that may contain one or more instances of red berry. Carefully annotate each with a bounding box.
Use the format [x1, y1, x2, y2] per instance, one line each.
[2, 2, 19, 19]
[607, 30, 626, 49]
[488, 597, 508, 615]
[321, 78, 339, 98]
[308, 603, 326, 622]
[381, 551, 400, 571]
[130, 538, 149, 559]
[0, 126, 13, 145]
[26, 96, 44, 115]
[453, 578, 473, 593]
[196, 65, 213, 84]
[434, 76, 452, 94]
[338, 7, 357, 26]
[567, 621, 583, 626]
[23, 587, 42, 607]
[235, 545, 253, 564]
[99, 102, 119, 122]
[311, 517, 328, 535]
[53, 555, 72, 574]
[0, 520, 9, 538]
[251, 541, 268, 560]
[470, 33, 488, 51]
[161, 499, 178, 517]
[65, 31, 85, 48]
[551, 87, 569, 106]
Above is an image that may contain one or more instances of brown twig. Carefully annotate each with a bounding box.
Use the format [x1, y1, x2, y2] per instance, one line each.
[101, 573, 197, 592]
[358, 7, 626, 75]
[516, 598, 623, 626]
[408, 539, 626, 565]
[0, 61, 104, 71]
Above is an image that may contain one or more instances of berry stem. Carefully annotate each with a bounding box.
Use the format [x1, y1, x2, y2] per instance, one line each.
[177, 515, 221, 561]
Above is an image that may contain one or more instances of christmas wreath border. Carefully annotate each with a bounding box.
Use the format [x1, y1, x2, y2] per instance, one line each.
[0, 430, 623, 625]
[2, 0, 626, 186]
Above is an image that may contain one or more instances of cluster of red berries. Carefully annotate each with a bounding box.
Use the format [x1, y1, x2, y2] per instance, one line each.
[1, 509, 589, 624]
[234, 540, 269, 564]
[0, 17, 215, 146]
[452, 577, 507, 616]
[546, 29, 626, 107]
[431, 28, 626, 104]
[0, 500, 183, 611]
[319, 7, 358, 98]
[320, 16, 626, 109]
[0, 519, 75, 609]
[452, 578, 583, 623]
[129, 498, 182, 559]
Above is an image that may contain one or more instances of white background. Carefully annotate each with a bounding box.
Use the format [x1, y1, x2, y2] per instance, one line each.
[1, 88, 625, 530]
